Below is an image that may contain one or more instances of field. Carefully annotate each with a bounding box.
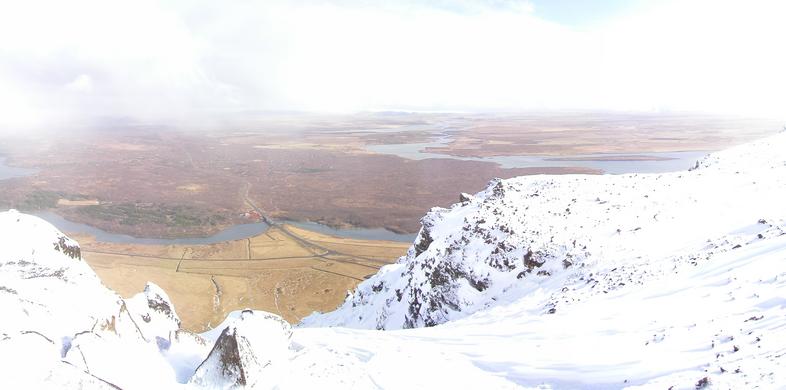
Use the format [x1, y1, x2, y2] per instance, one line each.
[77, 223, 409, 331]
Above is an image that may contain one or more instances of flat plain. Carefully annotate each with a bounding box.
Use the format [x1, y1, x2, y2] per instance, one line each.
[77, 224, 409, 331]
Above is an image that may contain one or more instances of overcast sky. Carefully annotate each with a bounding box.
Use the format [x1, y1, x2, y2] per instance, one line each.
[0, 0, 784, 129]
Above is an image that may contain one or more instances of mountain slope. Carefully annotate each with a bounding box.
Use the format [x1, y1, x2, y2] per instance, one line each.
[296, 231, 786, 388]
[0, 210, 211, 388]
[303, 132, 786, 330]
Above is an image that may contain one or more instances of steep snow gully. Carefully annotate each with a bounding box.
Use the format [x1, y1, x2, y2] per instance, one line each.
[2, 132, 786, 389]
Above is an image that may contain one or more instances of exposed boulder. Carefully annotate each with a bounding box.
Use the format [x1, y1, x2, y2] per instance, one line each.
[190, 310, 292, 389]
[126, 282, 182, 343]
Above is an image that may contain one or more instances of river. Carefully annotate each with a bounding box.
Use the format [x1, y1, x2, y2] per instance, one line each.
[0, 157, 416, 244]
[33, 211, 417, 245]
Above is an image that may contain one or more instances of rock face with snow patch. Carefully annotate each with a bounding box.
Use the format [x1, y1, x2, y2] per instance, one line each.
[190, 310, 292, 388]
[303, 133, 786, 330]
[126, 282, 182, 343]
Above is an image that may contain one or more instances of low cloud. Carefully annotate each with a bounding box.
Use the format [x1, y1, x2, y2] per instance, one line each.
[0, 0, 784, 131]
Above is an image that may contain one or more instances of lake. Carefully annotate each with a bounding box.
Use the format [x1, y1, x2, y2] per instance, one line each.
[0, 157, 36, 180]
[366, 137, 710, 174]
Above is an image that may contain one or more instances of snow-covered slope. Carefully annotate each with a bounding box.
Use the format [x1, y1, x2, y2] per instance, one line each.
[303, 133, 786, 331]
[295, 229, 786, 388]
[0, 210, 211, 388]
[2, 132, 786, 389]
[0, 211, 299, 389]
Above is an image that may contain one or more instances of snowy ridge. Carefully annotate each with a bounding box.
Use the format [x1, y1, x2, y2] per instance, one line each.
[0, 210, 215, 388]
[303, 132, 786, 331]
[0, 211, 315, 389]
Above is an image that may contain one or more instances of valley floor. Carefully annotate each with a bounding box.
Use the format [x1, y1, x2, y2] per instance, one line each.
[79, 224, 407, 331]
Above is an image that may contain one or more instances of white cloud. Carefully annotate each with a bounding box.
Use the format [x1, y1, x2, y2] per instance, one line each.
[593, 0, 786, 117]
[0, 0, 784, 131]
[64, 74, 93, 92]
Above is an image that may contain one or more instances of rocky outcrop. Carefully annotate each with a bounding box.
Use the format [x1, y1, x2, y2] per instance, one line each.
[190, 310, 292, 389]
[126, 282, 183, 344]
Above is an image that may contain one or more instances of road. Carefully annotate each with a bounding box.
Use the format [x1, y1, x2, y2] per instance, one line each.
[241, 183, 394, 268]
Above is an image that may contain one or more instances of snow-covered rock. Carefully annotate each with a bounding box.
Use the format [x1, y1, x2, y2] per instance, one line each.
[303, 133, 786, 330]
[0, 211, 208, 389]
[295, 229, 786, 389]
[126, 282, 182, 342]
[0, 210, 142, 388]
[190, 310, 292, 389]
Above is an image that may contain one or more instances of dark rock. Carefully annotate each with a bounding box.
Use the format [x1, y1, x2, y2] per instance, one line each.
[52, 235, 81, 260]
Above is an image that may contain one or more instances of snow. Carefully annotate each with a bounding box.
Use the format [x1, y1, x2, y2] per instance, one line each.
[0, 211, 206, 389]
[2, 132, 786, 389]
[290, 229, 785, 389]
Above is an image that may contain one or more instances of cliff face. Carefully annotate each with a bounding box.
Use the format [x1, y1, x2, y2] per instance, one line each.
[303, 133, 786, 330]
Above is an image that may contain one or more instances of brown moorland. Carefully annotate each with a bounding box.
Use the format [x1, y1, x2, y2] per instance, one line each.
[0, 112, 779, 237]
